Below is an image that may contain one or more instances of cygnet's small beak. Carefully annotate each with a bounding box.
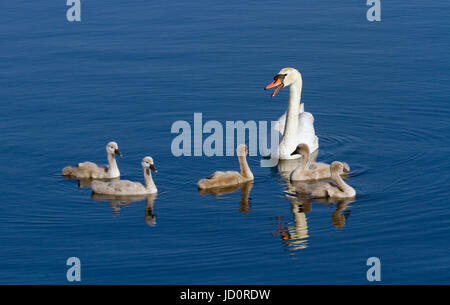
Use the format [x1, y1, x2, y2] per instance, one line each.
[115, 149, 123, 157]
[150, 164, 157, 173]
[264, 78, 284, 98]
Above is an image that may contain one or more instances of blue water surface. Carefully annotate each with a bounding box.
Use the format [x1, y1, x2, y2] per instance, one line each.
[0, 0, 449, 284]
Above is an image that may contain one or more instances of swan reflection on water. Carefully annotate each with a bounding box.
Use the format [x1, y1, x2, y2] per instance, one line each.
[198, 181, 253, 213]
[273, 195, 310, 251]
[91, 193, 158, 226]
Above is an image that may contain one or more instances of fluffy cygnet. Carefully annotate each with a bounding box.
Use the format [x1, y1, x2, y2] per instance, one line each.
[91, 156, 157, 195]
[62, 141, 122, 179]
[295, 161, 356, 199]
[290, 144, 350, 181]
[197, 144, 254, 189]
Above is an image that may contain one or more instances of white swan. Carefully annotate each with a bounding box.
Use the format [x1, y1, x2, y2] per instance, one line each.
[62, 141, 122, 179]
[295, 162, 356, 199]
[91, 157, 158, 195]
[197, 144, 254, 189]
[290, 144, 350, 181]
[264, 67, 319, 160]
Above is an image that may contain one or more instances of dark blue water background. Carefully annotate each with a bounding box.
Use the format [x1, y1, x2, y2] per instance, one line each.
[0, 1, 449, 284]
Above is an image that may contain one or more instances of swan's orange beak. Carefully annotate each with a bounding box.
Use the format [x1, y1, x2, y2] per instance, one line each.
[264, 79, 284, 98]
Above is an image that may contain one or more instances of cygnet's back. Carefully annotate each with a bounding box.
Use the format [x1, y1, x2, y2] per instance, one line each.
[197, 144, 254, 190]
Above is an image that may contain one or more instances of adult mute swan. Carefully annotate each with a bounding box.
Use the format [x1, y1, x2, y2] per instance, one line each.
[197, 144, 254, 189]
[91, 157, 158, 195]
[62, 141, 122, 179]
[264, 68, 319, 160]
[290, 144, 350, 181]
[296, 162, 356, 199]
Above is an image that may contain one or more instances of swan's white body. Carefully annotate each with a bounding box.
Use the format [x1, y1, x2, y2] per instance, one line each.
[265, 68, 319, 160]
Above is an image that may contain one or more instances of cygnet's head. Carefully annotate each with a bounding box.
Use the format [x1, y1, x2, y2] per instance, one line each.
[342, 162, 350, 173]
[264, 67, 302, 97]
[290, 143, 310, 157]
[236, 144, 248, 157]
[142, 156, 157, 173]
[330, 161, 345, 174]
[106, 141, 122, 157]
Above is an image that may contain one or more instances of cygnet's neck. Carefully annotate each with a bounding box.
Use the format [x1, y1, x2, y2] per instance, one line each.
[107, 152, 120, 177]
[300, 150, 309, 169]
[143, 167, 158, 193]
[283, 79, 303, 141]
[332, 170, 352, 193]
[292, 150, 309, 176]
[238, 155, 254, 180]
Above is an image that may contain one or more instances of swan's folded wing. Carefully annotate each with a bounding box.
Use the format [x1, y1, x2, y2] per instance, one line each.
[297, 112, 319, 152]
[274, 112, 286, 135]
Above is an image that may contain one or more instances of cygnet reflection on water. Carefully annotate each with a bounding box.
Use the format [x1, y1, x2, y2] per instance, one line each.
[307, 197, 354, 227]
[273, 194, 355, 252]
[198, 181, 253, 213]
[91, 193, 158, 226]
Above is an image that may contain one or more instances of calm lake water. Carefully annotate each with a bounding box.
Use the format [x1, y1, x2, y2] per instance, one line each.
[0, 1, 449, 284]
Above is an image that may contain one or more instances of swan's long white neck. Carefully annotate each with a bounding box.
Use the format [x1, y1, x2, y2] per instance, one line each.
[283, 79, 303, 142]
[107, 153, 120, 177]
[144, 167, 158, 193]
